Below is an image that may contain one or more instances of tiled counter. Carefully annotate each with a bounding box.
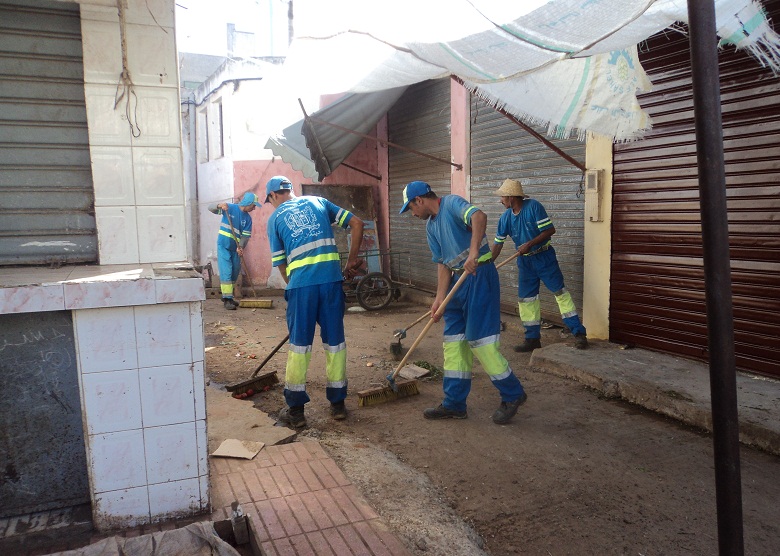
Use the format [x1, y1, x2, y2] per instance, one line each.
[0, 264, 208, 531]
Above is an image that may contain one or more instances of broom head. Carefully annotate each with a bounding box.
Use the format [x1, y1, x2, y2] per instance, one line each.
[239, 298, 273, 308]
[226, 370, 279, 395]
[357, 379, 420, 407]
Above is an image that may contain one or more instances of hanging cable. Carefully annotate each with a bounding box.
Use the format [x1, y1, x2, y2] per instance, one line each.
[114, 0, 142, 138]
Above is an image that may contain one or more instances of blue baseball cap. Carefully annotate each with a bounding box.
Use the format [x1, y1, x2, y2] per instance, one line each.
[399, 181, 432, 214]
[238, 192, 261, 207]
[265, 176, 293, 203]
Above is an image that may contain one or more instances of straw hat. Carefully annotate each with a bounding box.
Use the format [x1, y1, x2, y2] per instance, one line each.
[495, 179, 525, 197]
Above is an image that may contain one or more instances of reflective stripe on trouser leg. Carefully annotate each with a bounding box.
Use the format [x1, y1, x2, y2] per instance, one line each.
[518, 298, 541, 340]
[324, 345, 347, 403]
[283, 284, 321, 407]
[316, 281, 347, 403]
[440, 264, 508, 411]
[553, 289, 586, 336]
[442, 338, 473, 412]
[517, 255, 542, 340]
[284, 344, 311, 407]
[217, 247, 240, 298]
[471, 337, 525, 402]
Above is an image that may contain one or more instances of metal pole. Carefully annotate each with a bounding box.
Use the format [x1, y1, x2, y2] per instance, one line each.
[686, 2, 744, 554]
[306, 115, 463, 170]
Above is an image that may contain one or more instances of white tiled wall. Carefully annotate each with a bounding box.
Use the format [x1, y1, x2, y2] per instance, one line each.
[75, 300, 208, 529]
[81, 0, 186, 266]
[0, 0, 207, 533]
[136, 206, 188, 263]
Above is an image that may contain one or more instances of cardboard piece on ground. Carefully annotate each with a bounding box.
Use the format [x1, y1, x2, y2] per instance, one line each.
[211, 439, 265, 459]
[207, 388, 297, 451]
[399, 364, 431, 380]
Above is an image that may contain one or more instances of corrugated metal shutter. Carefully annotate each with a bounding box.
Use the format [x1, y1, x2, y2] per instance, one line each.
[470, 97, 586, 323]
[611, 5, 780, 378]
[388, 79, 451, 292]
[0, 0, 96, 266]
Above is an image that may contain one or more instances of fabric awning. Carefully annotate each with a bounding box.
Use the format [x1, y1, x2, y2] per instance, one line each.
[265, 86, 407, 182]
[279, 0, 780, 142]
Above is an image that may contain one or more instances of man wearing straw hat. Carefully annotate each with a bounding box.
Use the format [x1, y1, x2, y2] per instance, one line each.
[400, 180, 527, 424]
[208, 191, 261, 311]
[491, 178, 588, 352]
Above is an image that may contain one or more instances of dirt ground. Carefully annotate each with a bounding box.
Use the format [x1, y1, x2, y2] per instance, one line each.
[204, 294, 780, 556]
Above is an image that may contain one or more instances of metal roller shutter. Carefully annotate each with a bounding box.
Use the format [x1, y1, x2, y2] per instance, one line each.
[470, 97, 586, 323]
[0, 0, 96, 266]
[611, 4, 780, 378]
[388, 79, 451, 292]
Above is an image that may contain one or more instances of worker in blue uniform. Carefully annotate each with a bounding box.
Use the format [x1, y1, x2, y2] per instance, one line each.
[265, 176, 364, 428]
[209, 192, 261, 311]
[400, 180, 527, 424]
[491, 178, 588, 352]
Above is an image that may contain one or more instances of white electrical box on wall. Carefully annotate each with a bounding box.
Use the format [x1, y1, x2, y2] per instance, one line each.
[584, 169, 603, 222]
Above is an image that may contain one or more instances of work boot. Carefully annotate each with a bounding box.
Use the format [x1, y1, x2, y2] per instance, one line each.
[331, 401, 348, 421]
[575, 334, 589, 350]
[492, 392, 528, 424]
[423, 404, 467, 420]
[229, 298, 240, 307]
[277, 406, 306, 428]
[223, 298, 237, 311]
[514, 338, 541, 353]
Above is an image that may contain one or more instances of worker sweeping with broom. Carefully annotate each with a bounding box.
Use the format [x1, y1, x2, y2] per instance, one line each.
[264, 176, 364, 428]
[208, 192, 261, 311]
[399, 181, 527, 424]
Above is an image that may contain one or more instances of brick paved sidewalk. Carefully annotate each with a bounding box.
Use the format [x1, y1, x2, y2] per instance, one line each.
[209, 439, 412, 556]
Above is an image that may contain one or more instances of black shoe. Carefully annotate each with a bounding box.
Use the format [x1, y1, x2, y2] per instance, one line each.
[575, 334, 589, 350]
[331, 401, 348, 421]
[514, 338, 541, 353]
[423, 404, 467, 420]
[223, 298, 237, 311]
[230, 298, 241, 307]
[492, 392, 528, 424]
[278, 406, 306, 428]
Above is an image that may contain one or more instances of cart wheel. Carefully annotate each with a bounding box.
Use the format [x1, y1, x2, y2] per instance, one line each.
[356, 272, 394, 311]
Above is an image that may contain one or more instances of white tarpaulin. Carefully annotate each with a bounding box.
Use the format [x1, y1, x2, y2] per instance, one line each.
[49, 522, 241, 556]
[283, 0, 780, 141]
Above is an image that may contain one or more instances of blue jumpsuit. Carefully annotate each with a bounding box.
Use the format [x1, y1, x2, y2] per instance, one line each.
[267, 196, 354, 408]
[427, 196, 525, 412]
[215, 203, 252, 300]
[494, 198, 586, 340]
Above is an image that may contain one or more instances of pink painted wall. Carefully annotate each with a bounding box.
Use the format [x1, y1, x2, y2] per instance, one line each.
[320, 126, 389, 253]
[450, 78, 470, 198]
[232, 127, 388, 287]
[232, 159, 312, 286]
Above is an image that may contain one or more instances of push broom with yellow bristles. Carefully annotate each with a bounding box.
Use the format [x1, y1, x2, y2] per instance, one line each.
[224, 210, 273, 309]
[358, 251, 522, 407]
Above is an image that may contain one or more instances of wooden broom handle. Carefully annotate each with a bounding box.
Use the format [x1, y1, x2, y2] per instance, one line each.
[394, 310, 432, 337]
[390, 269, 470, 379]
[249, 333, 290, 378]
[390, 250, 521, 379]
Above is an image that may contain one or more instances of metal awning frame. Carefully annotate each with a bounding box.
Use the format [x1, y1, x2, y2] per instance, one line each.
[297, 98, 463, 181]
